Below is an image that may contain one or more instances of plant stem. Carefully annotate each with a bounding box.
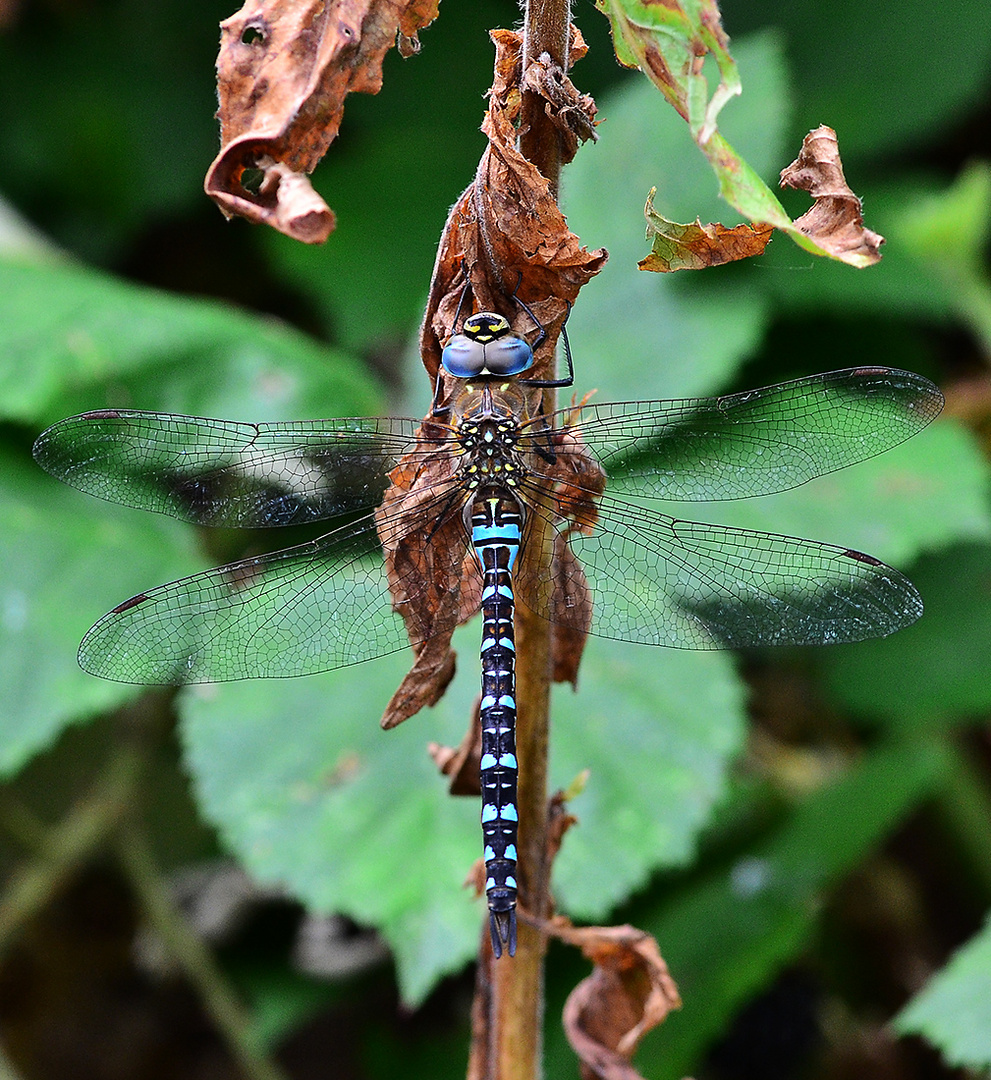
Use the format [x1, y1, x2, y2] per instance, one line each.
[483, 5, 573, 1079]
[519, 0, 572, 197]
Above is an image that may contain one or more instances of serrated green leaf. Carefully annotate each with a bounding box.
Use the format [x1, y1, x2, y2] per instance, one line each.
[551, 642, 746, 917]
[894, 912, 991, 1069]
[181, 628, 748, 1005]
[563, 32, 788, 399]
[0, 258, 382, 426]
[179, 645, 485, 1007]
[0, 452, 203, 778]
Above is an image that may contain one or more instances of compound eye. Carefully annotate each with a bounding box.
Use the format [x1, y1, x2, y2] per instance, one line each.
[484, 336, 534, 376]
[441, 334, 486, 377]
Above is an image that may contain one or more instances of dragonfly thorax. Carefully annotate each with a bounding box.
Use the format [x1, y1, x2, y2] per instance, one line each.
[457, 415, 525, 490]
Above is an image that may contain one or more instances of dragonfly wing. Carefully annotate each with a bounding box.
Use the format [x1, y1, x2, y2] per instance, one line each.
[33, 411, 428, 526]
[79, 495, 470, 684]
[518, 490, 922, 650]
[530, 368, 943, 502]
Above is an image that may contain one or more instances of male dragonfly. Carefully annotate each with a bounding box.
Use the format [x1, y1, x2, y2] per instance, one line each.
[34, 314, 943, 955]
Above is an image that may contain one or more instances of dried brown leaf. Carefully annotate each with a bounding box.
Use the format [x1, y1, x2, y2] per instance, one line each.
[546, 788, 579, 867]
[779, 125, 884, 267]
[545, 920, 682, 1080]
[428, 701, 482, 796]
[420, 27, 606, 386]
[376, 430, 472, 729]
[205, 0, 438, 243]
[550, 536, 592, 686]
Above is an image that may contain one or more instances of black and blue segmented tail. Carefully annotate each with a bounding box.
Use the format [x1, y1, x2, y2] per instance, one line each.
[470, 492, 522, 958]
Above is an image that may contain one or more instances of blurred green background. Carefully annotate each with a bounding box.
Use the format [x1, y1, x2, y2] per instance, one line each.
[1, 0, 991, 1077]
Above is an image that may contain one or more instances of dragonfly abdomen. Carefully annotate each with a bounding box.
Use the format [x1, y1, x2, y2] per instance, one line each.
[471, 492, 522, 958]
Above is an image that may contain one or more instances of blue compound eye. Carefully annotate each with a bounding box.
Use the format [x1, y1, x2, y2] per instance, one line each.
[441, 334, 486, 378]
[483, 336, 533, 376]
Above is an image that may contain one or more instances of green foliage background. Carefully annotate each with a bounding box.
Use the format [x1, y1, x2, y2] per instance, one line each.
[1, 0, 990, 1077]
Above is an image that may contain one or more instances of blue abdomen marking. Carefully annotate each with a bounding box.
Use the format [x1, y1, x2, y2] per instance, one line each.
[470, 491, 524, 958]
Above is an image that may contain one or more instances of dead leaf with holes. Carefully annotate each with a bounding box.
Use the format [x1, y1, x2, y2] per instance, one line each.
[379, 28, 605, 727]
[780, 125, 884, 267]
[205, 0, 439, 243]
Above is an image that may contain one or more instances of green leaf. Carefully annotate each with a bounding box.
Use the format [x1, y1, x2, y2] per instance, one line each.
[894, 912, 991, 1069]
[634, 739, 951, 1080]
[551, 642, 746, 917]
[819, 543, 991, 726]
[757, 179, 962, 322]
[563, 32, 789, 399]
[0, 452, 203, 778]
[179, 644, 484, 1008]
[591, 6, 878, 262]
[0, 257, 383, 426]
[735, 0, 991, 162]
[181, 628, 747, 1006]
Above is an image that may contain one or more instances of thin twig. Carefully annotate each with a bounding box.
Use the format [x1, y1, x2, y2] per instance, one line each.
[0, 738, 144, 957]
[115, 819, 291, 1080]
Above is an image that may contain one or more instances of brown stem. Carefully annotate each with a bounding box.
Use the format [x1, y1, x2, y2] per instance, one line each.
[519, 0, 572, 196]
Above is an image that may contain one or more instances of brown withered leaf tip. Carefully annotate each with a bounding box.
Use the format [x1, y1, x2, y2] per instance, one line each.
[546, 789, 579, 868]
[205, 0, 439, 243]
[427, 700, 483, 797]
[545, 920, 682, 1080]
[420, 26, 607, 386]
[780, 125, 884, 266]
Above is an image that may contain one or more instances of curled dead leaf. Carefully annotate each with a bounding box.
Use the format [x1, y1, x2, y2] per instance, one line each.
[376, 430, 471, 730]
[780, 125, 884, 267]
[545, 919, 682, 1080]
[546, 788, 579, 867]
[205, 0, 439, 243]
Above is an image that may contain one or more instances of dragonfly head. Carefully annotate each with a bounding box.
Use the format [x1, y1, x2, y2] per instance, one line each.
[441, 311, 535, 379]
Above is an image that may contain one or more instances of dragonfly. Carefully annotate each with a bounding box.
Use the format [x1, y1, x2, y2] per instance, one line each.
[34, 312, 943, 956]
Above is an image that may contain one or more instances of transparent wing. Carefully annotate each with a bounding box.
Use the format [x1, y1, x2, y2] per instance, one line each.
[516, 487, 922, 649]
[524, 367, 943, 502]
[33, 410, 437, 527]
[78, 491, 473, 684]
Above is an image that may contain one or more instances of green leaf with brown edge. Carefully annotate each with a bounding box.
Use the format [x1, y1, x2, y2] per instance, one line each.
[639, 188, 772, 271]
[594, 2, 883, 266]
